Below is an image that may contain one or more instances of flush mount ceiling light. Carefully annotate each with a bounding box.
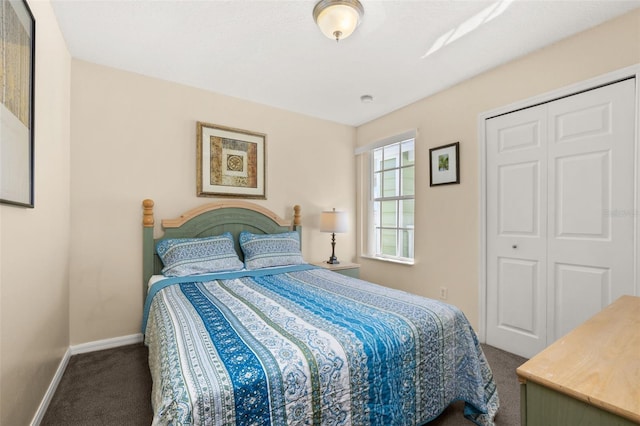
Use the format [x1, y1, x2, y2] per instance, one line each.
[313, 0, 364, 42]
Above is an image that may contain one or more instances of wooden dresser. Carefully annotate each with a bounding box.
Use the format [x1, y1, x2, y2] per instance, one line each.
[516, 295, 640, 425]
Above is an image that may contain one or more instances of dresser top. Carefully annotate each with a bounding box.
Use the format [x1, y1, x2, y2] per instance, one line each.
[516, 295, 640, 423]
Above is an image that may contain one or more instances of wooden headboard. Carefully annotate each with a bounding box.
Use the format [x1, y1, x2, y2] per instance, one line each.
[142, 199, 302, 300]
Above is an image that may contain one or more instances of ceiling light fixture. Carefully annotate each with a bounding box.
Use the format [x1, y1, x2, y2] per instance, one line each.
[313, 0, 364, 42]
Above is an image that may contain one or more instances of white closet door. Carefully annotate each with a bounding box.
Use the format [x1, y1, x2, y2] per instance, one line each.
[546, 79, 635, 342]
[486, 79, 635, 358]
[486, 105, 549, 358]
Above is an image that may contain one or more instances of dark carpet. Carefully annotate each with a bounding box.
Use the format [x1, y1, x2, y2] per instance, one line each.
[41, 344, 153, 426]
[41, 343, 526, 425]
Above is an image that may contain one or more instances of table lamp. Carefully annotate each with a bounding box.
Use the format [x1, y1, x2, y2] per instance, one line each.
[320, 208, 348, 264]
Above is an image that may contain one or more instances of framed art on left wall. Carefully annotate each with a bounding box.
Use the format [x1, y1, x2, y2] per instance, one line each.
[196, 122, 266, 199]
[0, 0, 35, 207]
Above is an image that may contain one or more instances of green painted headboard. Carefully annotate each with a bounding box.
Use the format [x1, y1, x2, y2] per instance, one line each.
[142, 199, 302, 302]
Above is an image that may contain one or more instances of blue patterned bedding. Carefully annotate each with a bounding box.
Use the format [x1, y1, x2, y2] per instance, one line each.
[143, 265, 499, 425]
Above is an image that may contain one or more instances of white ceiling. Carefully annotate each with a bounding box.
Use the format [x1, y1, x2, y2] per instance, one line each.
[51, 0, 640, 127]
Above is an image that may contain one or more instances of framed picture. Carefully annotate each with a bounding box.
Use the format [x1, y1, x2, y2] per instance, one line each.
[196, 122, 266, 199]
[429, 142, 460, 186]
[1, 0, 35, 207]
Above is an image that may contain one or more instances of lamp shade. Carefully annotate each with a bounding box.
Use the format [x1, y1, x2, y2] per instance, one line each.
[320, 209, 348, 233]
[313, 0, 364, 41]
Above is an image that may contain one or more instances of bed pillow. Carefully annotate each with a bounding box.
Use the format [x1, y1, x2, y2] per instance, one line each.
[239, 231, 304, 270]
[156, 232, 244, 277]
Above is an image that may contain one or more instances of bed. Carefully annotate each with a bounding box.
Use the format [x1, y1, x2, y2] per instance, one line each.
[141, 199, 499, 426]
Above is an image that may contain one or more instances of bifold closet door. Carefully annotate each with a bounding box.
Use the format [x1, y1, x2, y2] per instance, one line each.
[486, 79, 635, 359]
[486, 104, 549, 358]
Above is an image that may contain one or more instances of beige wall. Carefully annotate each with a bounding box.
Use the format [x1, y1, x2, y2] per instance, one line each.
[355, 10, 640, 329]
[69, 62, 356, 344]
[0, 1, 71, 424]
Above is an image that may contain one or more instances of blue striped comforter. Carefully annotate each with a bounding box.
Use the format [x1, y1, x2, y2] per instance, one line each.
[144, 266, 499, 425]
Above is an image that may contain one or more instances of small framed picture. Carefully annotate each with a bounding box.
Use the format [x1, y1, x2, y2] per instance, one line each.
[429, 142, 460, 186]
[196, 122, 266, 199]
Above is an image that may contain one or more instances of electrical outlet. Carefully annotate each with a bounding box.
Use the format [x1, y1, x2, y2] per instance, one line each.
[439, 287, 448, 300]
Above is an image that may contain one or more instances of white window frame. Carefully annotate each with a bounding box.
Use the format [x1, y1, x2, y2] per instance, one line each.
[356, 130, 416, 264]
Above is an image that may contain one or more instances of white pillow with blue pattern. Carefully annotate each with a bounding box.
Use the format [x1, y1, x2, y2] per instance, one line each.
[156, 232, 244, 277]
[239, 231, 304, 270]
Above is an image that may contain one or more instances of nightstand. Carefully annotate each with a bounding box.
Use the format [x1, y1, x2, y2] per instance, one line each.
[312, 261, 360, 278]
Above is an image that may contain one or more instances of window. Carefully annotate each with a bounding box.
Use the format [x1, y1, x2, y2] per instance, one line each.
[370, 137, 415, 262]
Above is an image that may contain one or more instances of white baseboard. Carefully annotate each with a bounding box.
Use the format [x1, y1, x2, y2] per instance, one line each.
[30, 347, 71, 426]
[70, 333, 143, 355]
[30, 333, 144, 425]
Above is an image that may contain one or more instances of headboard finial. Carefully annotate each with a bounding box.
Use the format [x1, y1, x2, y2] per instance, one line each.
[143, 199, 155, 227]
[293, 205, 301, 227]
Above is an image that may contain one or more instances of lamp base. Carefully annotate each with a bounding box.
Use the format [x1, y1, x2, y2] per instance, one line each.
[326, 233, 340, 264]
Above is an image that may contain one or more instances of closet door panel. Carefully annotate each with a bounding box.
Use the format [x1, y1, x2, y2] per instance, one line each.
[498, 161, 539, 235]
[555, 150, 610, 239]
[547, 79, 635, 343]
[553, 263, 610, 339]
[486, 105, 548, 358]
[497, 258, 539, 335]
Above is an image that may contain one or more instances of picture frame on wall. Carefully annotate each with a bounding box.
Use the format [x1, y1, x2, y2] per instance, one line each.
[429, 142, 460, 186]
[1, 0, 35, 207]
[196, 122, 266, 199]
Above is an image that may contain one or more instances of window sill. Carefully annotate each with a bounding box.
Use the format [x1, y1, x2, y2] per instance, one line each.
[359, 254, 415, 266]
